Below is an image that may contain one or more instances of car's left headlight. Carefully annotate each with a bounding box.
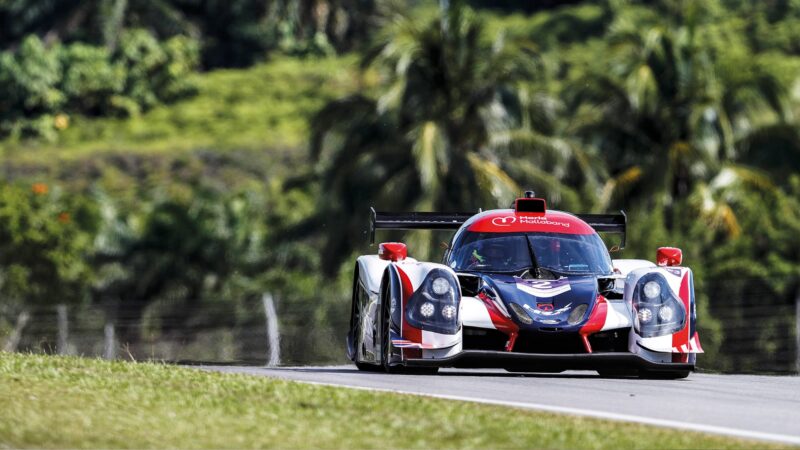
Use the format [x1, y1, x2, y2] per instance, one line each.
[405, 269, 460, 334]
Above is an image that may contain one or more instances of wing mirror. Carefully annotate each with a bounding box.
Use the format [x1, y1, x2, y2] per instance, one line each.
[379, 242, 407, 262]
[657, 247, 682, 266]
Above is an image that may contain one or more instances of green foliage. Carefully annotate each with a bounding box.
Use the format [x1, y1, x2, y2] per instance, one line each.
[60, 43, 125, 114]
[0, 55, 357, 161]
[0, 0, 386, 69]
[0, 35, 63, 139]
[0, 183, 97, 307]
[115, 29, 199, 113]
[309, 3, 542, 267]
[1, 1, 799, 371]
[0, 29, 198, 140]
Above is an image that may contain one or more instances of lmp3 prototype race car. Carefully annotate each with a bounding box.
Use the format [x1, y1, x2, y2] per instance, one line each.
[346, 192, 703, 378]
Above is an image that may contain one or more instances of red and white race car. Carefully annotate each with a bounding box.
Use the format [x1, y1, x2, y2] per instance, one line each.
[346, 192, 702, 378]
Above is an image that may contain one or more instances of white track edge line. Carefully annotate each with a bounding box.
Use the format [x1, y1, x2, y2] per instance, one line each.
[276, 377, 800, 446]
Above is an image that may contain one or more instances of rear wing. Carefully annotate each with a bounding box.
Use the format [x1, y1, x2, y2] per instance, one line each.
[370, 207, 627, 249]
[369, 208, 474, 244]
[575, 211, 627, 249]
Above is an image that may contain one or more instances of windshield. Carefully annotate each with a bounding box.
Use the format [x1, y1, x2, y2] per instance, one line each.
[448, 231, 613, 275]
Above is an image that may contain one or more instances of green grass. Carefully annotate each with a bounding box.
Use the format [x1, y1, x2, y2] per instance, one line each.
[0, 353, 793, 449]
[0, 55, 358, 165]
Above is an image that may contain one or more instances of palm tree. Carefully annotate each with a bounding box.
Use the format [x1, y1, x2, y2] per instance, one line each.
[569, 6, 791, 228]
[307, 3, 539, 268]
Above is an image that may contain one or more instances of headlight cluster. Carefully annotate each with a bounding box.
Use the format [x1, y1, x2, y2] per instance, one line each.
[633, 274, 686, 338]
[405, 269, 460, 334]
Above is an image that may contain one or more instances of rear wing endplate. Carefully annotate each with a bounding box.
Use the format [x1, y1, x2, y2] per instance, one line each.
[370, 207, 475, 244]
[576, 211, 627, 249]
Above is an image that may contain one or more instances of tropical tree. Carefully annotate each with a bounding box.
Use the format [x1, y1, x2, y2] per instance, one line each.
[308, 2, 539, 269]
[568, 2, 792, 230]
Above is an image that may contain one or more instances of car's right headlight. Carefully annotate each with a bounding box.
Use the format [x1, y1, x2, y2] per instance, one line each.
[633, 274, 686, 338]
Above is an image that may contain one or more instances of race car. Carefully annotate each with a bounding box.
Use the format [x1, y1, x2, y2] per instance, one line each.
[346, 192, 702, 378]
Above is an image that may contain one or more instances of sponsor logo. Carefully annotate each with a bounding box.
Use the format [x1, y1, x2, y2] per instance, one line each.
[491, 216, 516, 226]
[490, 215, 571, 228]
[514, 277, 572, 298]
[523, 302, 573, 316]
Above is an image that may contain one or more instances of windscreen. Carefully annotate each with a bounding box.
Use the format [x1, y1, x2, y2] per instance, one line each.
[449, 231, 613, 275]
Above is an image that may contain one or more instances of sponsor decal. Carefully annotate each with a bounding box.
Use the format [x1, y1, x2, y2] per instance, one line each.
[392, 339, 434, 349]
[490, 215, 571, 228]
[492, 216, 516, 226]
[666, 268, 682, 277]
[528, 303, 572, 317]
[514, 277, 572, 298]
[523, 302, 573, 316]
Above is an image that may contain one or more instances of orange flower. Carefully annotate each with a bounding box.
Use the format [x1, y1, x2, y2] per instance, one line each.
[57, 212, 71, 223]
[54, 114, 69, 130]
[32, 183, 49, 195]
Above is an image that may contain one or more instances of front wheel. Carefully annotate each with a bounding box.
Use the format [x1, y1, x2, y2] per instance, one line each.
[351, 273, 383, 373]
[380, 285, 438, 375]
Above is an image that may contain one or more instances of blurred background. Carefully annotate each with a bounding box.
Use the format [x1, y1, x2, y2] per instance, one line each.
[0, 0, 798, 373]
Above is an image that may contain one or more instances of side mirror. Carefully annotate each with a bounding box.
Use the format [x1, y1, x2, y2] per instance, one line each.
[657, 247, 682, 266]
[379, 242, 407, 262]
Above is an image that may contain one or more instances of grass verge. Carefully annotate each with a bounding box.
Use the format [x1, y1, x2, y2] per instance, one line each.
[0, 353, 793, 449]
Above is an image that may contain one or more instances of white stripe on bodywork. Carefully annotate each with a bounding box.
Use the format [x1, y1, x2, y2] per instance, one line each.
[461, 296, 496, 329]
[601, 300, 632, 331]
[421, 329, 461, 349]
[639, 334, 673, 353]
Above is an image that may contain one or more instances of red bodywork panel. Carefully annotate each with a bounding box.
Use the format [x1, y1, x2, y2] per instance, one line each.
[467, 210, 596, 235]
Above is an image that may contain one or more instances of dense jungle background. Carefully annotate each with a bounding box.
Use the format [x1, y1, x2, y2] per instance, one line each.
[1, 0, 799, 373]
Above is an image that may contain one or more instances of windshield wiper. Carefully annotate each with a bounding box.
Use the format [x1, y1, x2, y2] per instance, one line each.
[524, 235, 540, 273]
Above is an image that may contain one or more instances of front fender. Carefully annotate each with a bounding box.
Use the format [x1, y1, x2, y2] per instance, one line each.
[387, 260, 462, 354]
[625, 266, 702, 354]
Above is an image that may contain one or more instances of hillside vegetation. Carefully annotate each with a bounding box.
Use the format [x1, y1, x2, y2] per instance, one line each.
[1, 1, 799, 373]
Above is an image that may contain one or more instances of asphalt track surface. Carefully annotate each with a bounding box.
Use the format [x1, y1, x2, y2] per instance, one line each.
[200, 365, 800, 445]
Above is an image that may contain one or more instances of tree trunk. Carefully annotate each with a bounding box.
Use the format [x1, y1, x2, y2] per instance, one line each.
[3, 310, 30, 352]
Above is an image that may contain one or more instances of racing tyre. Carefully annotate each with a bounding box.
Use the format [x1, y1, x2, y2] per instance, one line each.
[353, 307, 383, 373]
[638, 369, 691, 379]
[350, 271, 383, 372]
[380, 284, 438, 375]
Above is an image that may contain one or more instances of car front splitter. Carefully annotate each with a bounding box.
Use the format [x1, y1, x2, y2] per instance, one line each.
[404, 350, 694, 372]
